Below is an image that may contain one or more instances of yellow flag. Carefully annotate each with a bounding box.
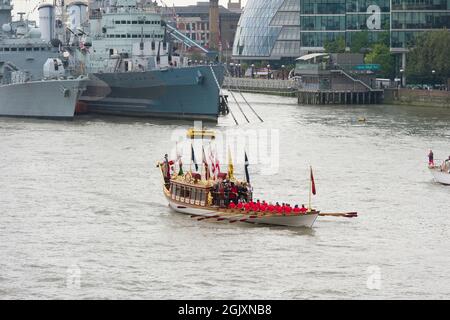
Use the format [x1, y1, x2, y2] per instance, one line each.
[228, 147, 234, 180]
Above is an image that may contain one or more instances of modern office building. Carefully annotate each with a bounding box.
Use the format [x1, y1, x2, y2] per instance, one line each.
[232, 0, 450, 64]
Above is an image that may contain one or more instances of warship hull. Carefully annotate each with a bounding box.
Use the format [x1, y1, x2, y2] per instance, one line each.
[0, 78, 86, 119]
[79, 65, 225, 121]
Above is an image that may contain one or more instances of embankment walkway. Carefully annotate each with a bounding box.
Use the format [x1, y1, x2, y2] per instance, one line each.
[223, 77, 298, 97]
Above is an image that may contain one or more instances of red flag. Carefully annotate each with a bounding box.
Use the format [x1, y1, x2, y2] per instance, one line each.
[310, 167, 316, 195]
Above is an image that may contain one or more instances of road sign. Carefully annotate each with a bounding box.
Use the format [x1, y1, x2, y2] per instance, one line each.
[354, 64, 381, 71]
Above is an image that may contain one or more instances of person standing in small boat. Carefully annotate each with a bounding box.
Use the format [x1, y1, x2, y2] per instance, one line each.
[428, 150, 434, 166]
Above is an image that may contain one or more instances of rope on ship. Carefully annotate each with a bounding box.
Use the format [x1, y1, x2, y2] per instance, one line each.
[209, 64, 239, 125]
[224, 68, 264, 123]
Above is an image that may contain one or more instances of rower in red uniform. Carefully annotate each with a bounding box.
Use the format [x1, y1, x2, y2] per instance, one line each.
[285, 204, 292, 215]
[260, 201, 267, 212]
[276, 205, 283, 215]
[294, 205, 301, 214]
[299, 204, 308, 213]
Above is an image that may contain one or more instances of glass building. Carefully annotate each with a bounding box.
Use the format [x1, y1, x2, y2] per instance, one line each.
[232, 0, 450, 61]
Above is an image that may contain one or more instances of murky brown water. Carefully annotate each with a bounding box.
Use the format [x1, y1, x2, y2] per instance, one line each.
[1, 93, 449, 299]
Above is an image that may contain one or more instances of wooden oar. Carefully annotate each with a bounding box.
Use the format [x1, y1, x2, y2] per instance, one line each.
[197, 215, 221, 221]
[218, 213, 247, 222]
[228, 211, 286, 223]
[319, 212, 358, 218]
[217, 212, 251, 222]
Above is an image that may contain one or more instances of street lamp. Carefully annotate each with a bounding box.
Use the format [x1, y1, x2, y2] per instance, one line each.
[281, 64, 285, 80]
[267, 64, 271, 80]
[251, 64, 255, 78]
[399, 68, 404, 88]
[432, 70, 436, 89]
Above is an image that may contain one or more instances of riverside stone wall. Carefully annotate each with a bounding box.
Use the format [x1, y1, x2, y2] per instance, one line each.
[384, 88, 450, 107]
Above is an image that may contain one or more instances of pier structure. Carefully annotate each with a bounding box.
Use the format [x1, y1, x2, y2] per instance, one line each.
[223, 77, 297, 97]
[295, 53, 383, 105]
[297, 90, 382, 105]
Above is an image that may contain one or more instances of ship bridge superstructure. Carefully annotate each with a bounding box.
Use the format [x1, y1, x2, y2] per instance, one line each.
[85, 0, 171, 72]
[0, 7, 57, 82]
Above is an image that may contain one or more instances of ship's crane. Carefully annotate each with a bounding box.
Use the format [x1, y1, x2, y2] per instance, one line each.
[156, 0, 216, 57]
[164, 23, 209, 54]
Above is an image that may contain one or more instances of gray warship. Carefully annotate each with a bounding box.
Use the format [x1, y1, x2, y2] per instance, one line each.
[0, 1, 86, 119]
[74, 0, 225, 121]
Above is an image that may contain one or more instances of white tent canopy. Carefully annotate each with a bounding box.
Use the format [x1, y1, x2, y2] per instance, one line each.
[296, 53, 329, 61]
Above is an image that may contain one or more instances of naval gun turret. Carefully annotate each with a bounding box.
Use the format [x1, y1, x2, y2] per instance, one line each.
[43, 58, 66, 79]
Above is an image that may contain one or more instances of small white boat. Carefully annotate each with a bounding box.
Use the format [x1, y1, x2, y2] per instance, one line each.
[429, 165, 450, 185]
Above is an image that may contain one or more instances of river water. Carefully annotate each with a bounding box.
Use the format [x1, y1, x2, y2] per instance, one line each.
[0, 93, 449, 299]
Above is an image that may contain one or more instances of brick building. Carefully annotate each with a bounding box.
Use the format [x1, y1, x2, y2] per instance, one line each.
[162, 1, 241, 59]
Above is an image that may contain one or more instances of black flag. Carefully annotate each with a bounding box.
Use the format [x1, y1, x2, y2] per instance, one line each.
[244, 152, 250, 183]
[191, 144, 198, 171]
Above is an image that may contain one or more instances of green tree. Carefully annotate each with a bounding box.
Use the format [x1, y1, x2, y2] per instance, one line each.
[377, 31, 390, 47]
[365, 43, 395, 79]
[350, 31, 370, 53]
[407, 30, 450, 84]
[324, 36, 346, 53]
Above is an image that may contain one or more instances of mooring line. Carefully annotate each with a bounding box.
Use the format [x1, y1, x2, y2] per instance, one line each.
[228, 89, 250, 124]
[224, 68, 264, 123]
